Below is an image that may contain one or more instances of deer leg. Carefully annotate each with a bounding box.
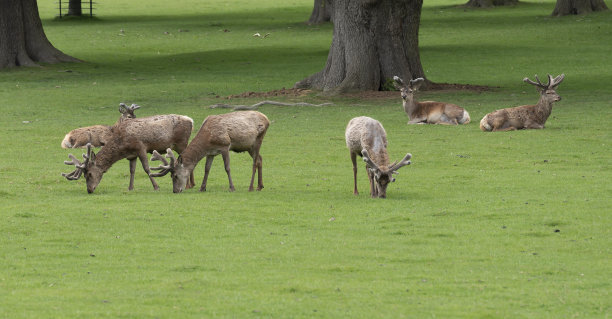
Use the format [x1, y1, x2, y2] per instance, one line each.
[138, 151, 159, 191]
[128, 158, 137, 191]
[350, 152, 359, 195]
[366, 169, 377, 198]
[248, 147, 260, 192]
[186, 171, 195, 189]
[408, 117, 427, 124]
[200, 155, 215, 192]
[256, 154, 264, 191]
[221, 149, 235, 192]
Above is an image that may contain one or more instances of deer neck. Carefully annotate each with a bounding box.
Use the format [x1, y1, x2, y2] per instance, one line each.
[94, 143, 128, 173]
[403, 94, 418, 116]
[535, 95, 554, 124]
[365, 139, 390, 170]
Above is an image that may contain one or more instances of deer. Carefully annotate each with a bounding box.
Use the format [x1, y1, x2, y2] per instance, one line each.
[345, 116, 412, 199]
[61, 103, 140, 149]
[62, 114, 194, 193]
[393, 76, 471, 125]
[480, 74, 565, 132]
[150, 111, 269, 194]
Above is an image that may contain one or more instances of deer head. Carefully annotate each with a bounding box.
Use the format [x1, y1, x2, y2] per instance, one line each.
[393, 76, 425, 100]
[151, 149, 190, 193]
[523, 74, 565, 103]
[62, 143, 104, 193]
[118, 103, 140, 120]
[361, 149, 412, 199]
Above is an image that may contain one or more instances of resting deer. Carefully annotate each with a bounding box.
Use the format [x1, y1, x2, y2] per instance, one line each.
[61, 103, 140, 149]
[62, 114, 194, 193]
[345, 116, 412, 198]
[151, 111, 270, 193]
[480, 74, 565, 132]
[393, 76, 471, 125]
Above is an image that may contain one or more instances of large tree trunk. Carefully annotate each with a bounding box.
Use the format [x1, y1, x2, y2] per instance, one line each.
[295, 0, 425, 94]
[464, 0, 518, 7]
[551, 0, 608, 15]
[307, 0, 332, 24]
[67, 0, 82, 16]
[0, 0, 79, 68]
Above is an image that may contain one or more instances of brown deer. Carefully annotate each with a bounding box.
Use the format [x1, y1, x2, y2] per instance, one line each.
[61, 103, 140, 149]
[480, 74, 565, 132]
[393, 76, 471, 125]
[345, 116, 412, 198]
[62, 114, 194, 193]
[150, 111, 270, 193]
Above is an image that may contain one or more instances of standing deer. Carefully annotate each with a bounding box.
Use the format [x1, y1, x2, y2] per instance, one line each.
[61, 103, 140, 149]
[480, 74, 565, 132]
[62, 114, 194, 193]
[345, 116, 412, 198]
[393, 76, 471, 125]
[150, 111, 270, 193]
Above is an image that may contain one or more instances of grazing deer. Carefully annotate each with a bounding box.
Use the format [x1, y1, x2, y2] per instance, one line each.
[62, 114, 194, 193]
[61, 103, 140, 149]
[480, 74, 565, 132]
[393, 76, 471, 125]
[345, 116, 412, 198]
[151, 111, 270, 193]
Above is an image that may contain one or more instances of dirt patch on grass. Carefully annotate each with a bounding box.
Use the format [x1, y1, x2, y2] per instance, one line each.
[225, 87, 312, 99]
[224, 83, 494, 100]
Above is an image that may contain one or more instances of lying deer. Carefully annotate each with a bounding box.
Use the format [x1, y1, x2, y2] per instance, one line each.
[345, 116, 412, 198]
[150, 111, 270, 193]
[62, 114, 194, 193]
[480, 74, 565, 132]
[393, 76, 471, 125]
[61, 103, 140, 149]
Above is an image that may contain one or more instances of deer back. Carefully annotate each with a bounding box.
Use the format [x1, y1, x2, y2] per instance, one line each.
[61, 125, 112, 149]
[345, 116, 390, 168]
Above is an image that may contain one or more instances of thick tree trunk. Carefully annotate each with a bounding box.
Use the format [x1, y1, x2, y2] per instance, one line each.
[0, 0, 79, 68]
[464, 0, 518, 7]
[67, 0, 82, 16]
[296, 0, 425, 93]
[307, 0, 332, 24]
[551, 0, 608, 15]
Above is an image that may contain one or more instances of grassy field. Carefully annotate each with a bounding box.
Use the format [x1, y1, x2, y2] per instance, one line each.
[1, 0, 610, 317]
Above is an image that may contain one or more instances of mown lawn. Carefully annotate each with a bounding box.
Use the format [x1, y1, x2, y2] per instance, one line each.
[0, 0, 610, 318]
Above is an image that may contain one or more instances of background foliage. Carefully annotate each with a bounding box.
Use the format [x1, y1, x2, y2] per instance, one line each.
[0, 0, 610, 317]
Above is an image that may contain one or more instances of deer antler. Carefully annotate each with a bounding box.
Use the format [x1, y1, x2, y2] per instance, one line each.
[119, 102, 129, 114]
[129, 104, 140, 111]
[62, 143, 93, 180]
[389, 153, 412, 173]
[361, 149, 380, 171]
[150, 148, 175, 177]
[550, 74, 565, 89]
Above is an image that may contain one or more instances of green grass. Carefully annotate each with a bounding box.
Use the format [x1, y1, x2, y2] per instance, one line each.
[1, 0, 611, 317]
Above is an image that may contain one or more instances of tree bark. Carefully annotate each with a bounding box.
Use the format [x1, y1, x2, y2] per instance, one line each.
[551, 0, 608, 15]
[296, 0, 425, 93]
[0, 0, 79, 68]
[464, 0, 518, 8]
[307, 0, 332, 24]
[67, 0, 82, 16]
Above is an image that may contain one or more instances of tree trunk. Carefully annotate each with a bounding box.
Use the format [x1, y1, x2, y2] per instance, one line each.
[67, 0, 82, 16]
[295, 0, 425, 93]
[464, 0, 518, 7]
[307, 0, 332, 24]
[551, 0, 608, 15]
[0, 0, 79, 68]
